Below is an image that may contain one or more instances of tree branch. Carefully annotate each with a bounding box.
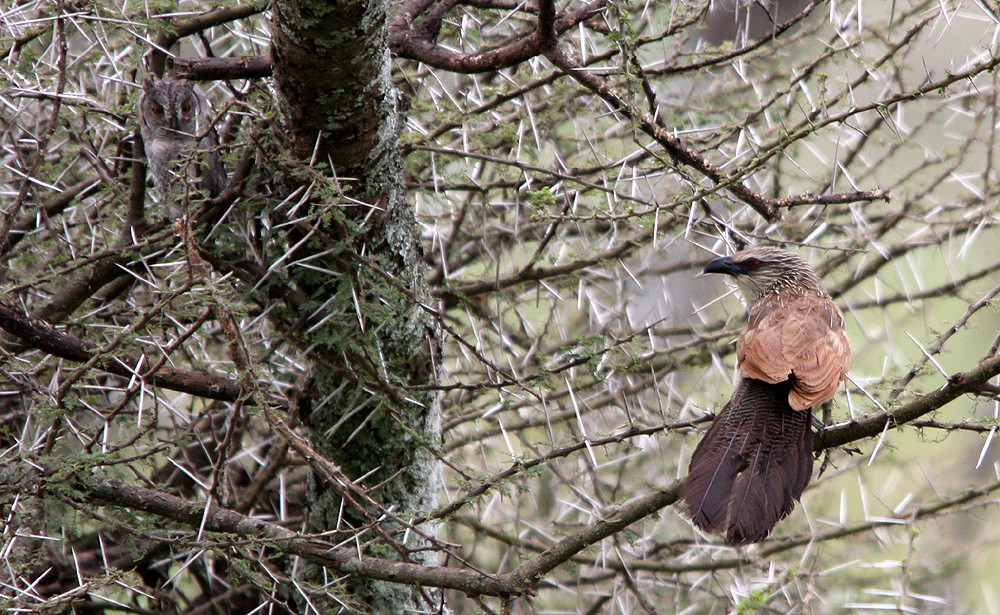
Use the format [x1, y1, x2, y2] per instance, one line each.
[5, 347, 997, 595]
[819, 353, 1000, 449]
[26, 472, 526, 597]
[390, 0, 604, 73]
[172, 55, 273, 81]
[149, 3, 268, 77]
[0, 302, 244, 402]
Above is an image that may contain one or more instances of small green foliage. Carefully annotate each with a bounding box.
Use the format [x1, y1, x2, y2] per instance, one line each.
[560, 334, 610, 376]
[526, 187, 557, 210]
[735, 588, 769, 615]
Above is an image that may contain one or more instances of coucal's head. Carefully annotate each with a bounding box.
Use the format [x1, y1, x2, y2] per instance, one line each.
[703, 246, 824, 306]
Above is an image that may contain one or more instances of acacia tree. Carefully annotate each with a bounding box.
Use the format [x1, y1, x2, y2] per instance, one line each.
[2, 0, 1000, 614]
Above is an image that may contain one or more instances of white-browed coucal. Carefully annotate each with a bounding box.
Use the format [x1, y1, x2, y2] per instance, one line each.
[683, 247, 851, 545]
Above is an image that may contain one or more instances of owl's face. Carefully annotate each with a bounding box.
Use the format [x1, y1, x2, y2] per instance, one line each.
[139, 78, 203, 139]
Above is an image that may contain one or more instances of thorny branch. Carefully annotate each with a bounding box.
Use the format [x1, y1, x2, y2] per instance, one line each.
[3, 0, 1000, 612]
[0, 302, 244, 402]
[3, 277, 1000, 596]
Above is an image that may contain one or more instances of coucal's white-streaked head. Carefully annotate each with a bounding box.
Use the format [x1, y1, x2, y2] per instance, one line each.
[703, 246, 825, 307]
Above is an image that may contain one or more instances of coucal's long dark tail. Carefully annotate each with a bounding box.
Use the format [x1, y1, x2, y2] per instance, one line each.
[683, 378, 813, 545]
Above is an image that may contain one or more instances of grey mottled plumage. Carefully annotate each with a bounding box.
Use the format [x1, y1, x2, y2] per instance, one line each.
[138, 77, 226, 204]
[684, 247, 851, 545]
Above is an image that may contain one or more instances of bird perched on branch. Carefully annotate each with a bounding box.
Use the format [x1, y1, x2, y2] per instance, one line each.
[138, 77, 226, 206]
[683, 247, 850, 545]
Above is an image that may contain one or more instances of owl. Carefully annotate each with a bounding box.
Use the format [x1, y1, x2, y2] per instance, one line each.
[137, 77, 226, 205]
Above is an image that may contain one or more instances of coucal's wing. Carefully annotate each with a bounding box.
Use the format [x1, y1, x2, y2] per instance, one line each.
[737, 290, 850, 410]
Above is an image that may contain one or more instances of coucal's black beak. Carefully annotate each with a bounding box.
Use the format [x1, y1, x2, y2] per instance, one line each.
[703, 255, 740, 276]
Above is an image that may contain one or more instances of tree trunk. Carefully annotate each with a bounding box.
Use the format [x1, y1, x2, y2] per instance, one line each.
[272, 1, 443, 612]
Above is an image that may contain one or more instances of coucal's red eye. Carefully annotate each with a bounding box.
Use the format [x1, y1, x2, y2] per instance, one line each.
[746, 258, 760, 269]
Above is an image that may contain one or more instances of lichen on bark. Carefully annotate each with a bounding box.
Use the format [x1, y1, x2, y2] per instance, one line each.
[271, 0, 444, 612]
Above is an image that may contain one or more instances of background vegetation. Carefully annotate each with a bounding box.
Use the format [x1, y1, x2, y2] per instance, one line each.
[2, 0, 1000, 613]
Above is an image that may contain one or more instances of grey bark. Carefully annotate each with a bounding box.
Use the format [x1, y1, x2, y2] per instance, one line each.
[271, 0, 443, 613]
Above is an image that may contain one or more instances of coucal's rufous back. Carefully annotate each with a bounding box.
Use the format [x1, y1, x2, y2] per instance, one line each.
[684, 247, 850, 545]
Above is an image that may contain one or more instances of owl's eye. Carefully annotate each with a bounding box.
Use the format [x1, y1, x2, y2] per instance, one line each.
[181, 102, 193, 114]
[150, 103, 164, 117]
